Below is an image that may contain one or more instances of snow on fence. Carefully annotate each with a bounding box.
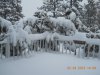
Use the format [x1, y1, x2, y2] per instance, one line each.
[0, 32, 100, 59]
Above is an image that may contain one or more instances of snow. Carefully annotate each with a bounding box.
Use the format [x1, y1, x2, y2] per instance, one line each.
[0, 17, 12, 28]
[0, 52, 100, 75]
[16, 26, 29, 46]
[50, 17, 76, 32]
[24, 26, 32, 34]
[7, 26, 17, 46]
[68, 12, 76, 21]
[47, 12, 53, 17]
[79, 0, 88, 7]
[52, 31, 100, 45]
[76, 18, 82, 25]
[46, 33, 52, 43]
[86, 39, 100, 45]
[29, 31, 49, 42]
[15, 16, 38, 29]
[0, 53, 5, 59]
[52, 31, 86, 41]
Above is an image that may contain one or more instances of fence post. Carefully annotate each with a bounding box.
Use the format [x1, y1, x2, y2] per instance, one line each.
[99, 45, 100, 58]
[0, 44, 2, 58]
[6, 43, 10, 58]
[87, 44, 90, 58]
[45, 40, 48, 52]
[43, 40, 44, 48]
[93, 45, 95, 58]
[48, 41, 50, 50]
[13, 45, 15, 57]
[74, 43, 76, 55]
[33, 43, 35, 51]
[82, 43, 86, 58]
[69, 42, 71, 54]
[78, 44, 81, 57]
[40, 40, 41, 49]
[52, 41, 54, 51]
[55, 40, 57, 51]
[62, 42, 64, 53]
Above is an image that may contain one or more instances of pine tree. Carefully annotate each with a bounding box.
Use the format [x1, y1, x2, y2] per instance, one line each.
[39, 0, 61, 17]
[96, 0, 100, 27]
[85, 0, 97, 27]
[0, 0, 23, 24]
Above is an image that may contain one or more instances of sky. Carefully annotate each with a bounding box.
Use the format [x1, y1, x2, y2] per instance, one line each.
[21, 0, 43, 17]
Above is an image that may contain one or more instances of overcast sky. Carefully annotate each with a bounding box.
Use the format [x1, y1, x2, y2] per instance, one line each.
[21, 0, 43, 17]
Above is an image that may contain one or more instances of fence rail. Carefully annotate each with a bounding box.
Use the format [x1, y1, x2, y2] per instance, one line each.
[0, 38, 100, 59]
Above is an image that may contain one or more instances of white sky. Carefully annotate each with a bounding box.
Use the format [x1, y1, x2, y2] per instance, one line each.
[21, 0, 43, 17]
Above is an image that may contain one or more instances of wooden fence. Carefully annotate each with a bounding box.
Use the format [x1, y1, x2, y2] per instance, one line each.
[0, 38, 100, 59]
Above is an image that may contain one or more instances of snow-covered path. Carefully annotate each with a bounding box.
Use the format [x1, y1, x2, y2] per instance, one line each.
[0, 52, 100, 75]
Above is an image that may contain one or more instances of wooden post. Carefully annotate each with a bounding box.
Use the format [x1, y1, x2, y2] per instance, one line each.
[34, 42, 36, 51]
[12, 46, 15, 56]
[99, 45, 100, 58]
[69, 42, 71, 54]
[74, 44, 76, 55]
[55, 40, 57, 51]
[43, 40, 44, 48]
[78, 45, 81, 57]
[51, 41, 52, 50]
[93, 45, 95, 57]
[45, 40, 47, 52]
[0, 44, 2, 58]
[6, 43, 10, 58]
[38, 40, 40, 51]
[49, 41, 51, 50]
[66, 41, 67, 54]
[39, 40, 41, 49]
[58, 41, 60, 52]
[87, 44, 90, 58]
[62, 42, 64, 54]
[83, 43, 86, 58]
[52, 41, 54, 51]
[33, 43, 35, 51]
[37, 41, 39, 51]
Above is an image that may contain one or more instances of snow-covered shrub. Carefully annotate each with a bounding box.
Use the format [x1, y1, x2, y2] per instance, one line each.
[49, 17, 76, 35]
[34, 10, 47, 18]
[85, 44, 99, 57]
[0, 17, 12, 44]
[78, 24, 90, 32]
[0, 17, 12, 33]
[0, 17, 33, 56]
[14, 17, 38, 34]
[65, 8, 77, 22]
[90, 25, 99, 32]
[0, 17, 13, 56]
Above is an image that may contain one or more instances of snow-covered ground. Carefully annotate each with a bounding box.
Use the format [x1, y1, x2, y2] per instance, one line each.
[0, 52, 100, 75]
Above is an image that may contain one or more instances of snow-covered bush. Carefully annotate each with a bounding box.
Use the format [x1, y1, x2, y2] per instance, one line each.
[34, 10, 47, 18]
[14, 17, 38, 34]
[65, 8, 77, 21]
[49, 17, 76, 35]
[0, 17, 12, 34]
[0, 17, 32, 56]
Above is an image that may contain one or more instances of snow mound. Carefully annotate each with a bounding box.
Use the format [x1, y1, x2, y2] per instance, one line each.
[50, 17, 76, 31]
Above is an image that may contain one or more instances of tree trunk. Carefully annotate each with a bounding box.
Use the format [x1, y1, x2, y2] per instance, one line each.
[70, 0, 73, 8]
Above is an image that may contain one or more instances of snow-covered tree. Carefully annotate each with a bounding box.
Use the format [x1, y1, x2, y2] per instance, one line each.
[39, 0, 62, 17]
[0, 0, 23, 24]
[96, 0, 100, 28]
[84, 0, 97, 27]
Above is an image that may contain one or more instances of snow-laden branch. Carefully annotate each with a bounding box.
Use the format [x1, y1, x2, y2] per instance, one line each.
[0, 39, 7, 44]
[52, 32, 100, 45]
[29, 31, 49, 42]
